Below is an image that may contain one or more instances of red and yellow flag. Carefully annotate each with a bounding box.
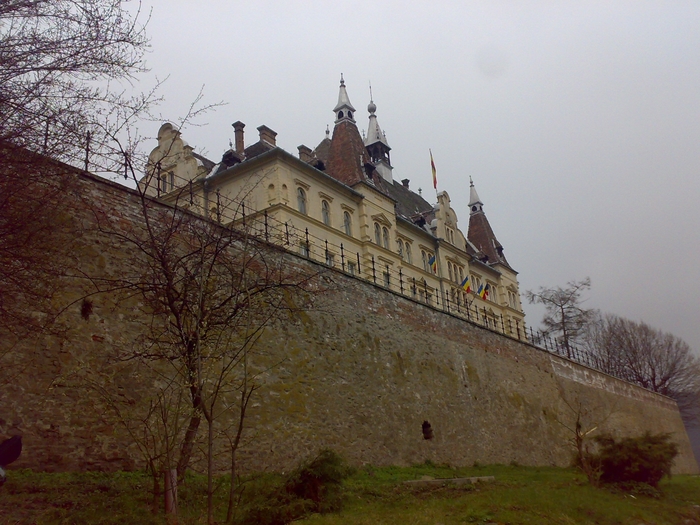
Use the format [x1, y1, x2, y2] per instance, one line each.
[430, 149, 437, 190]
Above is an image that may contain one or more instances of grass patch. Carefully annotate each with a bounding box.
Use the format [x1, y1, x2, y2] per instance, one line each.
[1, 464, 699, 524]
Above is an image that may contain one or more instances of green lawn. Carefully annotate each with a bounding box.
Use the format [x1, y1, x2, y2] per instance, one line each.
[1, 464, 699, 524]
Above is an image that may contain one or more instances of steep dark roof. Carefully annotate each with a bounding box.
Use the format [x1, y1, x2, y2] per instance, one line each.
[244, 140, 275, 159]
[468, 211, 510, 268]
[312, 137, 331, 164]
[384, 180, 434, 219]
[192, 152, 215, 172]
[326, 120, 371, 186]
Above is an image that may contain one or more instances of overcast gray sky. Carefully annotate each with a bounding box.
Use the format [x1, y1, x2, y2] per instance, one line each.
[124, 1, 700, 353]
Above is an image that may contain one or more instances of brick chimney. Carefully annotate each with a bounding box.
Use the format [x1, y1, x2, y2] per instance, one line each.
[232, 121, 245, 155]
[402, 178, 410, 188]
[257, 125, 277, 146]
[297, 145, 313, 163]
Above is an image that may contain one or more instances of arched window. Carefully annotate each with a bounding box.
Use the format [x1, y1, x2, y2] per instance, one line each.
[448, 262, 454, 282]
[382, 227, 389, 249]
[374, 222, 381, 244]
[343, 211, 352, 236]
[421, 250, 427, 271]
[297, 187, 307, 214]
[397, 239, 404, 259]
[321, 200, 330, 226]
[405, 243, 412, 265]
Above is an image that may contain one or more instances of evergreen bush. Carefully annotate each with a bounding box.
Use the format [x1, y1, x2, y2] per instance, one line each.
[595, 432, 679, 488]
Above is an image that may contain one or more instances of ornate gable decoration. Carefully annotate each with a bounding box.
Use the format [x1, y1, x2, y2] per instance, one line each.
[371, 213, 392, 227]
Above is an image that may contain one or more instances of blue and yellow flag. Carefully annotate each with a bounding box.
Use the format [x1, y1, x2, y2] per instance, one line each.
[428, 254, 437, 273]
[460, 275, 471, 293]
[478, 283, 490, 300]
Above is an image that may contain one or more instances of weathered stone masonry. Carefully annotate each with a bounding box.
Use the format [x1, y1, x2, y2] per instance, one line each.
[1, 169, 697, 475]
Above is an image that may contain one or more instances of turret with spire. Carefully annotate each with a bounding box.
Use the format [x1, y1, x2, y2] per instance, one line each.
[333, 74, 356, 124]
[364, 87, 393, 182]
[326, 76, 374, 186]
[467, 178, 510, 267]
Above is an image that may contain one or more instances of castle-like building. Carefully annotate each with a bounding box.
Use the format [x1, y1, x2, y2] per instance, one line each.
[143, 77, 525, 332]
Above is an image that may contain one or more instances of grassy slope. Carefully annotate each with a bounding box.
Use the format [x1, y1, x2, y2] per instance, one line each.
[1, 465, 699, 525]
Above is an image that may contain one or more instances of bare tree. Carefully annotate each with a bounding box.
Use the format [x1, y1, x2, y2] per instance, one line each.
[0, 0, 158, 365]
[0, 0, 152, 170]
[525, 277, 595, 357]
[84, 173, 321, 522]
[555, 394, 614, 487]
[586, 314, 700, 421]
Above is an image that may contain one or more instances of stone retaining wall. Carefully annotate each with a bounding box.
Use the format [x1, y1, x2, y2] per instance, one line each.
[1, 170, 696, 475]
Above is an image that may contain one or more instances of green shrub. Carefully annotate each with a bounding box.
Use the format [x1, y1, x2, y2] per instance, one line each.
[595, 432, 679, 488]
[285, 448, 351, 513]
[239, 449, 351, 524]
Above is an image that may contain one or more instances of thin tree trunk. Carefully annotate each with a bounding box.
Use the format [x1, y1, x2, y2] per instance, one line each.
[207, 413, 214, 525]
[177, 414, 201, 481]
[150, 460, 161, 515]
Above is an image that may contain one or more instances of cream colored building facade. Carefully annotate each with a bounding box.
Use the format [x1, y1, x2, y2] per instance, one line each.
[142, 78, 526, 335]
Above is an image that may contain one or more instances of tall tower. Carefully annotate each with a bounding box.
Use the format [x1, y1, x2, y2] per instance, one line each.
[467, 178, 509, 266]
[326, 76, 373, 187]
[364, 96, 393, 183]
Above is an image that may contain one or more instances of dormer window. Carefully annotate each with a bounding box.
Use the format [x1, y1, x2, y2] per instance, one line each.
[338, 111, 344, 119]
[347, 111, 352, 119]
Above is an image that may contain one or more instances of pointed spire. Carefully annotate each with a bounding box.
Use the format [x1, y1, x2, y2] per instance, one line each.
[364, 95, 390, 148]
[468, 176, 483, 213]
[333, 74, 356, 123]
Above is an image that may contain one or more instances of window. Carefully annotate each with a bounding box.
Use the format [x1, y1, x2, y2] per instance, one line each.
[397, 239, 404, 260]
[382, 227, 389, 249]
[383, 269, 390, 288]
[299, 242, 309, 257]
[508, 290, 519, 309]
[321, 200, 331, 226]
[448, 262, 454, 282]
[421, 250, 428, 272]
[325, 252, 335, 267]
[446, 227, 455, 244]
[472, 275, 482, 291]
[374, 222, 381, 244]
[347, 261, 356, 276]
[343, 211, 352, 236]
[488, 284, 497, 302]
[405, 243, 412, 265]
[458, 266, 464, 284]
[297, 187, 307, 214]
